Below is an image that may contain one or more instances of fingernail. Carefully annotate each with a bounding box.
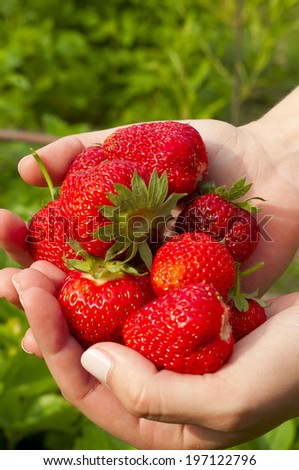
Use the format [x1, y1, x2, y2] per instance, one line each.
[81, 349, 112, 384]
[12, 275, 21, 295]
[19, 291, 25, 309]
[21, 337, 33, 355]
[19, 154, 33, 164]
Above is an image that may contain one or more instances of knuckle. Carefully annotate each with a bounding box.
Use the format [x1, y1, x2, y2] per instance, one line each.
[124, 381, 152, 418]
[210, 399, 253, 433]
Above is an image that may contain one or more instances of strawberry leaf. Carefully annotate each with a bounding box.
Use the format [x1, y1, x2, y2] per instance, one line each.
[232, 295, 249, 312]
[147, 170, 168, 206]
[96, 170, 186, 269]
[131, 169, 149, 204]
[200, 180, 217, 194]
[99, 205, 123, 221]
[138, 240, 153, 271]
[225, 177, 252, 200]
[104, 240, 132, 262]
[105, 192, 121, 207]
[200, 177, 265, 214]
[95, 223, 120, 243]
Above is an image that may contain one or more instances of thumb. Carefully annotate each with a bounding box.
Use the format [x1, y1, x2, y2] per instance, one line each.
[81, 343, 161, 421]
[80, 342, 236, 429]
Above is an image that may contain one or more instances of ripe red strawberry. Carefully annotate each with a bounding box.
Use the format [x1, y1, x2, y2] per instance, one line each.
[58, 269, 156, 349]
[66, 145, 107, 176]
[26, 198, 81, 273]
[60, 159, 146, 258]
[102, 121, 208, 195]
[123, 282, 234, 375]
[61, 159, 185, 269]
[176, 178, 261, 262]
[150, 232, 236, 300]
[227, 261, 266, 341]
[228, 299, 266, 342]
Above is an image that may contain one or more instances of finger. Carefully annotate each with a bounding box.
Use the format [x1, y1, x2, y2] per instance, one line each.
[18, 128, 119, 187]
[20, 286, 91, 391]
[21, 286, 240, 449]
[0, 209, 33, 267]
[29, 260, 66, 288]
[81, 344, 254, 447]
[264, 292, 299, 318]
[12, 267, 58, 298]
[19, 275, 274, 450]
[12, 265, 65, 355]
[186, 119, 242, 186]
[0, 267, 23, 307]
[17, 277, 215, 449]
[81, 308, 299, 436]
[0, 262, 65, 312]
[21, 328, 43, 358]
[0, 265, 63, 358]
[19, 285, 146, 442]
[81, 342, 240, 430]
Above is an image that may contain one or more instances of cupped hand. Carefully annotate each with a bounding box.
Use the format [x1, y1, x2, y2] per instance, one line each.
[1, 119, 299, 291]
[1, 118, 299, 449]
[0, 119, 296, 295]
[1, 263, 299, 449]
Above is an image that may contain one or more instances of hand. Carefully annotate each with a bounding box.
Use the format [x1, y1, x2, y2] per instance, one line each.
[1, 117, 299, 291]
[1, 92, 299, 449]
[2, 262, 299, 449]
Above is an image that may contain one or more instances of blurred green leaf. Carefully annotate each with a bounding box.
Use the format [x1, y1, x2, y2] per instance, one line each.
[1, 0, 299, 451]
[73, 420, 133, 450]
[263, 420, 297, 450]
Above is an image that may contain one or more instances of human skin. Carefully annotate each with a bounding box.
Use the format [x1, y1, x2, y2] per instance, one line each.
[1, 87, 299, 449]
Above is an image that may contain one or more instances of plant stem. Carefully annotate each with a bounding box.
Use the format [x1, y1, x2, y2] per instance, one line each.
[234, 262, 241, 297]
[240, 261, 264, 278]
[31, 149, 56, 201]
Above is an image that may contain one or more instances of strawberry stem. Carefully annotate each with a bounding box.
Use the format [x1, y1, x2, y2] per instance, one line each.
[234, 262, 241, 297]
[240, 261, 264, 278]
[228, 261, 265, 312]
[31, 148, 56, 201]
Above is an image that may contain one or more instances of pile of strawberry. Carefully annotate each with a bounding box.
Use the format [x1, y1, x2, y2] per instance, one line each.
[27, 121, 266, 375]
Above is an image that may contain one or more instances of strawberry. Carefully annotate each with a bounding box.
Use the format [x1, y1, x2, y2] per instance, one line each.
[227, 262, 266, 341]
[123, 282, 234, 375]
[150, 231, 236, 300]
[26, 198, 81, 273]
[228, 299, 267, 342]
[61, 155, 185, 268]
[66, 145, 107, 176]
[58, 261, 156, 349]
[60, 159, 145, 258]
[102, 121, 208, 195]
[176, 178, 262, 262]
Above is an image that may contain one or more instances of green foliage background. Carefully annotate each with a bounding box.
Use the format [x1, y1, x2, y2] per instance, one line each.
[1, 0, 299, 450]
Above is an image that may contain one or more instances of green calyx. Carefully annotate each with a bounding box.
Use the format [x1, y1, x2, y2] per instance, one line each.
[200, 176, 265, 214]
[228, 261, 266, 312]
[64, 240, 144, 280]
[95, 169, 186, 270]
